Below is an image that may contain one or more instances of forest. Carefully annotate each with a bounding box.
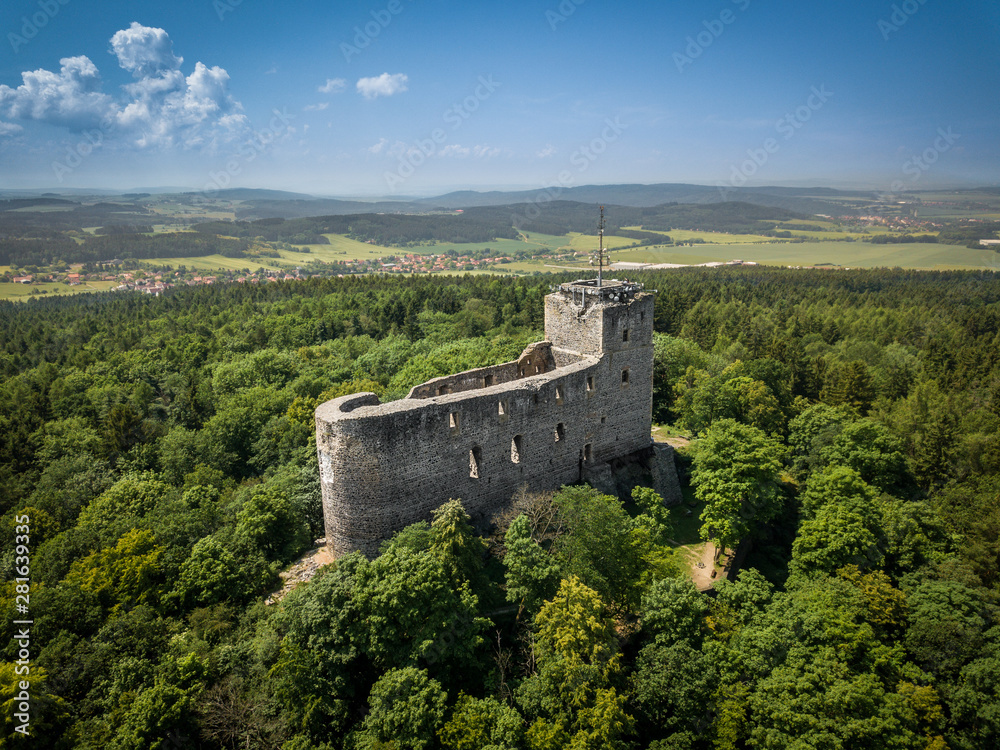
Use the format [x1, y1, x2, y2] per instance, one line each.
[1, 266, 998, 749]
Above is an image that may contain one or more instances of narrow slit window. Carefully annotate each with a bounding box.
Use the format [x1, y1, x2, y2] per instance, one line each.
[584, 443, 592, 463]
[623, 328, 630, 342]
[621, 368, 630, 385]
[511, 435, 523, 463]
[483, 374, 494, 387]
[586, 376, 594, 392]
[498, 400, 506, 416]
[519, 367, 526, 377]
[469, 446, 482, 478]
[535, 365, 541, 374]
[449, 412, 460, 433]
[555, 385, 564, 404]
[555, 423, 565, 442]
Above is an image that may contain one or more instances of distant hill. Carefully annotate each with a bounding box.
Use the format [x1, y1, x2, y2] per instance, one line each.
[231, 198, 434, 220]
[419, 183, 870, 216]
[179, 187, 318, 202]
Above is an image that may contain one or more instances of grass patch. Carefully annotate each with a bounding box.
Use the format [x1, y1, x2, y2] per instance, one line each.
[0, 280, 119, 301]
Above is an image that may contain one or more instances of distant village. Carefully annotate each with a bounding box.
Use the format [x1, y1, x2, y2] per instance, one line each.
[0, 250, 540, 297]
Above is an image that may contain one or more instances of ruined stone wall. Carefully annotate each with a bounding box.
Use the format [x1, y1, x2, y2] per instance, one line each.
[316, 286, 656, 557]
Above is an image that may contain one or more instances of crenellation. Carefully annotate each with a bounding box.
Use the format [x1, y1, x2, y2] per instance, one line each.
[316, 279, 659, 558]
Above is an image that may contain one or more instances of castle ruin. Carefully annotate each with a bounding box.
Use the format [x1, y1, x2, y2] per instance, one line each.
[315, 277, 677, 558]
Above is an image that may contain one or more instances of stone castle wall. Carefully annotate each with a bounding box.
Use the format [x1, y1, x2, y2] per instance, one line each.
[315, 282, 656, 558]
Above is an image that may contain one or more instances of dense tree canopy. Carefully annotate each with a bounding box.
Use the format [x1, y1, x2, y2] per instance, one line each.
[0, 266, 998, 748]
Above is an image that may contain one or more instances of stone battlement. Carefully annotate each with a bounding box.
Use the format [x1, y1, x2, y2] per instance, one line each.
[315, 280, 657, 557]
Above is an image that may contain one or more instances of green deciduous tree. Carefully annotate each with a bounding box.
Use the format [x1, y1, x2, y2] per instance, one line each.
[439, 693, 525, 750]
[552, 486, 651, 616]
[517, 577, 633, 750]
[691, 419, 785, 555]
[356, 667, 447, 750]
[504, 514, 561, 621]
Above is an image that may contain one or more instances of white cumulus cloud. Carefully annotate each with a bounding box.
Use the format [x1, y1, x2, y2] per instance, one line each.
[356, 73, 408, 99]
[0, 121, 22, 136]
[318, 78, 346, 94]
[110, 22, 183, 77]
[0, 55, 114, 131]
[304, 102, 329, 112]
[439, 144, 470, 158]
[0, 23, 249, 149]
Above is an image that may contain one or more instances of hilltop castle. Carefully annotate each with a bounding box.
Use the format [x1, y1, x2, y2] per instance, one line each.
[315, 277, 677, 557]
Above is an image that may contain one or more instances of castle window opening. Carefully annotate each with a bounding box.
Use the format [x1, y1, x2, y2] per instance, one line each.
[555, 385, 564, 404]
[511, 435, 523, 463]
[535, 365, 541, 374]
[623, 328, 630, 342]
[449, 412, 460, 433]
[555, 423, 565, 442]
[586, 376, 594, 393]
[584, 443, 592, 463]
[498, 400, 506, 416]
[469, 446, 482, 478]
[484, 374, 494, 387]
[438, 384, 450, 396]
[519, 367, 526, 377]
[621, 368, 630, 385]
[601, 416, 606, 424]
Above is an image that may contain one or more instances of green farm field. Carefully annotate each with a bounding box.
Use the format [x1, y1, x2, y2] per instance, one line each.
[602, 241, 999, 270]
[0, 280, 120, 301]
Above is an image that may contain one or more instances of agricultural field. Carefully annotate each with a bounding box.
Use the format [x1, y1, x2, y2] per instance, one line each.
[0, 279, 119, 301]
[600, 241, 999, 270]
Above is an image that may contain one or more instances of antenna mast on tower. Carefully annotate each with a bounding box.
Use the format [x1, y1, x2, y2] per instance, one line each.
[596, 205, 606, 287]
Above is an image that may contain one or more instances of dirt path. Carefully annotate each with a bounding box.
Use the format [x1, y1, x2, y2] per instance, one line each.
[691, 542, 720, 591]
[265, 543, 336, 605]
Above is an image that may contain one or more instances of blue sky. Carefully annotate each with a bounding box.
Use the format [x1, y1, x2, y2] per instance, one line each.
[0, 0, 997, 196]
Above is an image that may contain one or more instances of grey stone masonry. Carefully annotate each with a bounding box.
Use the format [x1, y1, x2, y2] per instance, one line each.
[315, 279, 656, 557]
